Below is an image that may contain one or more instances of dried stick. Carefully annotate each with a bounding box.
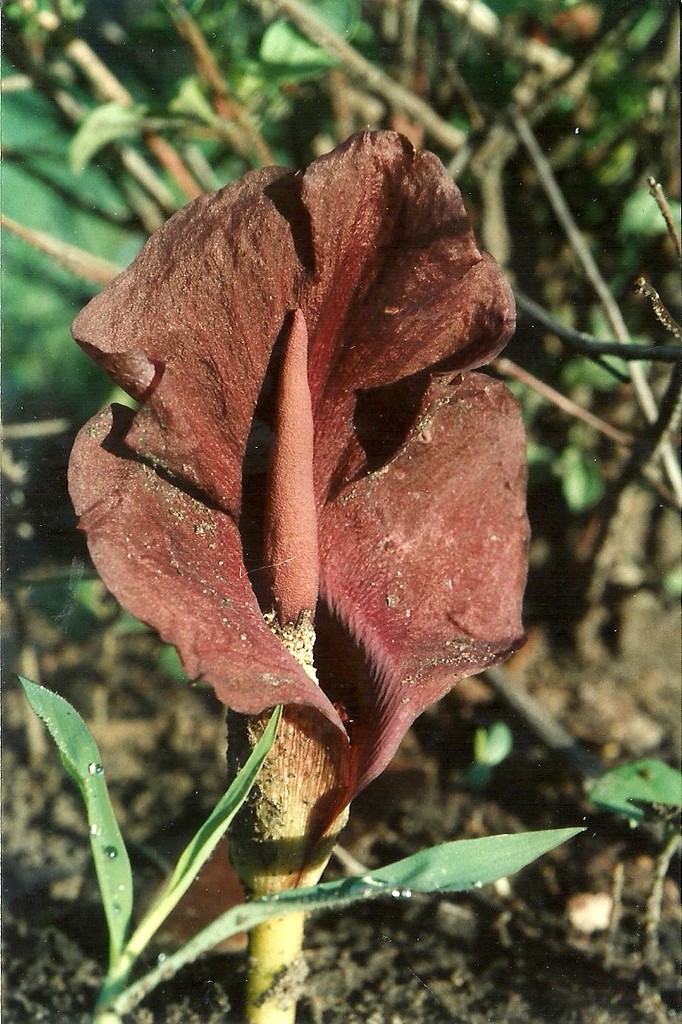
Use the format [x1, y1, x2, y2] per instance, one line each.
[168, 2, 275, 166]
[483, 665, 603, 781]
[1, 214, 120, 285]
[646, 176, 682, 261]
[2, 419, 71, 440]
[61, 34, 203, 199]
[634, 278, 682, 341]
[250, 0, 467, 153]
[5, 27, 179, 220]
[513, 113, 682, 504]
[494, 357, 633, 447]
[438, 0, 573, 80]
[644, 824, 681, 966]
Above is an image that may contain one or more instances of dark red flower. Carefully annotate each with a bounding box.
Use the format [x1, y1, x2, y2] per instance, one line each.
[68, 131, 527, 815]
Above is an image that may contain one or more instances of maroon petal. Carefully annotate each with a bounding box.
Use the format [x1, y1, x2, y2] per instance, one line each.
[318, 373, 528, 793]
[296, 132, 515, 495]
[71, 167, 300, 516]
[68, 405, 343, 726]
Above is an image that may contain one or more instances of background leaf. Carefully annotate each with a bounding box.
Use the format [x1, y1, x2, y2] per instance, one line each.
[589, 759, 682, 823]
[69, 102, 147, 174]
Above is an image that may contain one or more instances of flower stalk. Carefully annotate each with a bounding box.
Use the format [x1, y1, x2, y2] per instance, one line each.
[245, 912, 306, 1024]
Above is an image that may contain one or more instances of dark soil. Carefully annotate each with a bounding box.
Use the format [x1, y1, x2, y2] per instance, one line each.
[2, 466, 681, 1023]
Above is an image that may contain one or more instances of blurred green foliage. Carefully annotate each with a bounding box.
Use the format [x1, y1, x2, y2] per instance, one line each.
[2, 0, 679, 531]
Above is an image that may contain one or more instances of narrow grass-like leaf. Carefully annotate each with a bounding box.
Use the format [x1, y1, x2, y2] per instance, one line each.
[19, 677, 133, 967]
[590, 759, 682, 823]
[165, 705, 282, 898]
[363, 827, 583, 892]
[105, 827, 582, 1019]
[98, 706, 282, 1007]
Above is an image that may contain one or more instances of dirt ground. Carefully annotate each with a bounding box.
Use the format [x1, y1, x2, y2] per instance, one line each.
[2, 440, 681, 1024]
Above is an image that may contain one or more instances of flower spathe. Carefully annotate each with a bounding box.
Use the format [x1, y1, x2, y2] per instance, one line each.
[69, 131, 528, 827]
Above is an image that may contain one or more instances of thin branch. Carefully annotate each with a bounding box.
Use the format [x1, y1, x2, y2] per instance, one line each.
[1, 214, 121, 285]
[644, 825, 681, 966]
[249, 0, 467, 153]
[515, 289, 682, 362]
[634, 278, 682, 341]
[513, 112, 682, 504]
[168, 1, 275, 166]
[438, 0, 573, 80]
[493, 357, 633, 448]
[647, 176, 682, 261]
[3, 32, 176, 223]
[483, 665, 603, 782]
[1, 419, 71, 440]
[61, 33, 203, 200]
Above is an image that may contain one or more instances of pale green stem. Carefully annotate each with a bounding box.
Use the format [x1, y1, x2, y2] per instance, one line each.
[246, 912, 306, 1024]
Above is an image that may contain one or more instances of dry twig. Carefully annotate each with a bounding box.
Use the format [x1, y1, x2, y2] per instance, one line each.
[513, 113, 682, 504]
[494, 357, 633, 448]
[249, 0, 467, 153]
[1, 215, 120, 285]
[515, 289, 682, 363]
[646, 176, 682, 261]
[438, 0, 573, 80]
[168, 1, 275, 166]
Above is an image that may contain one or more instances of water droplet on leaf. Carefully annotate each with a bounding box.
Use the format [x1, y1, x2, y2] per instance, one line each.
[103, 846, 118, 859]
[88, 763, 104, 776]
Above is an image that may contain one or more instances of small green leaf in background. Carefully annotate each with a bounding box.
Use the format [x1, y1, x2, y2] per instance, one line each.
[589, 759, 682, 825]
[69, 102, 148, 173]
[556, 445, 604, 513]
[618, 188, 682, 241]
[474, 721, 514, 768]
[260, 0, 359, 78]
[19, 677, 133, 968]
[169, 76, 218, 125]
[468, 721, 514, 787]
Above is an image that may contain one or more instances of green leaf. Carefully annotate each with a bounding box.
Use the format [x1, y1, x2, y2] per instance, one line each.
[364, 827, 583, 893]
[474, 722, 514, 767]
[69, 102, 147, 173]
[260, 21, 337, 75]
[106, 827, 582, 1018]
[159, 706, 281, 906]
[169, 77, 218, 125]
[99, 706, 282, 1005]
[260, 0, 359, 77]
[556, 446, 604, 513]
[618, 188, 682, 240]
[589, 759, 682, 824]
[19, 677, 133, 968]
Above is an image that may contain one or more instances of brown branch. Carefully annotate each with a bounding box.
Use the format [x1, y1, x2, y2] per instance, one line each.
[634, 278, 682, 341]
[516, 289, 682, 362]
[61, 34, 203, 200]
[438, 0, 573, 80]
[647, 176, 682, 261]
[1, 214, 121, 285]
[493, 357, 633, 447]
[513, 112, 682, 503]
[1, 419, 71, 440]
[250, 0, 467, 153]
[168, 2, 274, 166]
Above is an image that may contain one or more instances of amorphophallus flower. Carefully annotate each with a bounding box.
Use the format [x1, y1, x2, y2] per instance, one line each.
[68, 131, 528, 1021]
